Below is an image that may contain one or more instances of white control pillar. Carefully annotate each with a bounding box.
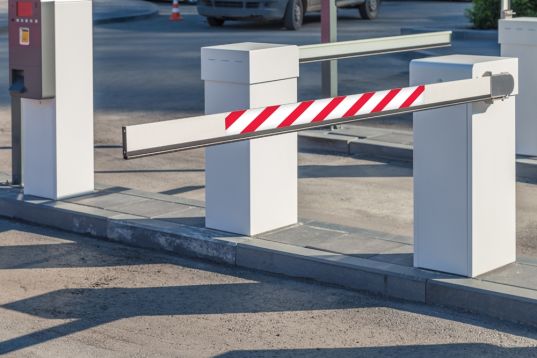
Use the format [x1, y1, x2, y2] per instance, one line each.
[412, 55, 518, 277]
[499, 18, 537, 156]
[201, 43, 299, 236]
[22, 0, 94, 199]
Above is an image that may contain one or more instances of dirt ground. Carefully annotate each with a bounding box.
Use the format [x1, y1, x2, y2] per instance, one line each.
[1, 218, 537, 357]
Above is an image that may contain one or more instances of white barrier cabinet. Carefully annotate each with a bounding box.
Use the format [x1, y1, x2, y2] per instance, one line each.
[201, 43, 299, 236]
[20, 0, 94, 200]
[412, 55, 518, 277]
[499, 17, 537, 156]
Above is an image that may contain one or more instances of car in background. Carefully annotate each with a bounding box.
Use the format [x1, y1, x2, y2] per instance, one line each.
[197, 0, 380, 30]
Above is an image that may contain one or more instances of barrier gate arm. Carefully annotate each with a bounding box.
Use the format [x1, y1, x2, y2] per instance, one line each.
[122, 73, 515, 159]
[298, 32, 452, 63]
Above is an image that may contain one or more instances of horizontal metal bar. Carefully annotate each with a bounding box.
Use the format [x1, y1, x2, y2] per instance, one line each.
[123, 73, 514, 159]
[298, 32, 452, 63]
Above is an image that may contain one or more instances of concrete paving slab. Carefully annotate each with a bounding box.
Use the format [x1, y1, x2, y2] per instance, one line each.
[519, 256, 537, 267]
[350, 139, 414, 162]
[335, 125, 410, 139]
[306, 220, 413, 245]
[298, 130, 356, 154]
[66, 191, 149, 210]
[304, 233, 405, 259]
[368, 133, 414, 146]
[121, 188, 205, 208]
[367, 243, 414, 267]
[480, 262, 537, 291]
[106, 198, 193, 218]
[152, 206, 206, 228]
[260, 224, 347, 247]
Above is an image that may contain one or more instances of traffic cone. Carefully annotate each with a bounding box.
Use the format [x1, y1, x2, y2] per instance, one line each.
[170, 0, 182, 21]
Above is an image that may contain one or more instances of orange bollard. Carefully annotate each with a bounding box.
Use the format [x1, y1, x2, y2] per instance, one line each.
[170, 0, 182, 21]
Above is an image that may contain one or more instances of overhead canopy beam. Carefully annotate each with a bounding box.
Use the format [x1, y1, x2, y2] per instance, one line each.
[123, 73, 514, 159]
[299, 32, 452, 63]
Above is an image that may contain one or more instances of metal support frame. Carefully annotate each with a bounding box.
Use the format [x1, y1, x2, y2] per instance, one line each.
[321, 0, 338, 98]
[10, 96, 22, 185]
[501, 0, 514, 19]
[122, 73, 514, 159]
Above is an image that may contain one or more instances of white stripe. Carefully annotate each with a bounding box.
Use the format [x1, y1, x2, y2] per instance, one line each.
[294, 98, 332, 125]
[356, 90, 388, 114]
[384, 87, 414, 111]
[256, 103, 300, 132]
[327, 95, 362, 120]
[227, 107, 264, 135]
[413, 91, 425, 106]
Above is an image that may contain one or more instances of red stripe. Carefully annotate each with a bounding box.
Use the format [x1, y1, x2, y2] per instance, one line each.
[400, 85, 425, 108]
[343, 92, 375, 117]
[278, 100, 314, 128]
[225, 110, 246, 129]
[241, 105, 280, 134]
[372, 89, 401, 113]
[311, 96, 346, 122]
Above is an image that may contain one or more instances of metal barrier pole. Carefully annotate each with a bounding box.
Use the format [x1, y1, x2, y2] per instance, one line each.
[321, 0, 338, 98]
[412, 55, 518, 277]
[10, 96, 22, 185]
[501, 0, 513, 19]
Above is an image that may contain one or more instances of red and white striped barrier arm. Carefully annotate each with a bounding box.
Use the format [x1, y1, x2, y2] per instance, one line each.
[225, 85, 425, 135]
[123, 73, 514, 158]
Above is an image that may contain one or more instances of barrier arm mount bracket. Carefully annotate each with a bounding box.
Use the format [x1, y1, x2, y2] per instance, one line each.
[123, 73, 515, 159]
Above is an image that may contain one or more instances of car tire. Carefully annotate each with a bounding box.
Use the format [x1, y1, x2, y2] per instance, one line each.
[283, 0, 304, 31]
[207, 17, 225, 26]
[359, 0, 379, 19]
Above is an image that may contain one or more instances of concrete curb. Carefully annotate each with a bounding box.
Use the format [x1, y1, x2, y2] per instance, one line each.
[401, 27, 498, 42]
[1, 185, 537, 327]
[93, 8, 159, 26]
[427, 278, 537, 325]
[0, 188, 242, 265]
[299, 130, 413, 161]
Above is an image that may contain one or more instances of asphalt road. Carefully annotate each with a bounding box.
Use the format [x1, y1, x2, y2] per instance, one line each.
[1, 218, 536, 357]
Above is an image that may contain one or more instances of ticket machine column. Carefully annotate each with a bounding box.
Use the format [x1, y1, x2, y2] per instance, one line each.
[8, 0, 94, 199]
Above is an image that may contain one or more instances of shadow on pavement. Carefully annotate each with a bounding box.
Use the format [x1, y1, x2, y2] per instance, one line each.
[299, 163, 411, 178]
[1, 219, 537, 354]
[215, 345, 537, 358]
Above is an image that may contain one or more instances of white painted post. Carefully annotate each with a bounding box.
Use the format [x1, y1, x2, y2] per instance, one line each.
[201, 43, 299, 236]
[22, 0, 94, 199]
[411, 55, 518, 277]
[499, 18, 537, 156]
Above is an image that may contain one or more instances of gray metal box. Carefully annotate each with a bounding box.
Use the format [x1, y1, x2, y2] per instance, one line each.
[9, 0, 55, 99]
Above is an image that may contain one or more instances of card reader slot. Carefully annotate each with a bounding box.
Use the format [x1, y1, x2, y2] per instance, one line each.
[9, 69, 27, 95]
